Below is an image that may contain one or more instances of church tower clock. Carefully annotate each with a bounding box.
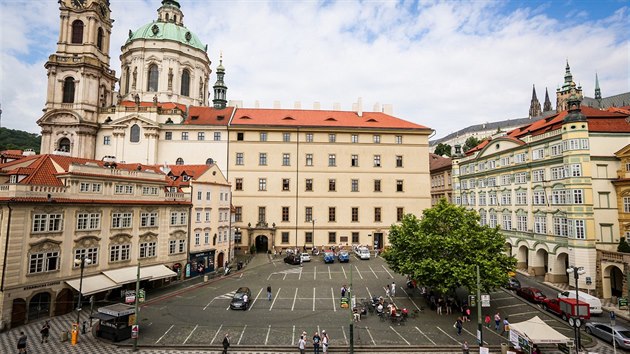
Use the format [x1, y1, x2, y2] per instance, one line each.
[38, 0, 117, 158]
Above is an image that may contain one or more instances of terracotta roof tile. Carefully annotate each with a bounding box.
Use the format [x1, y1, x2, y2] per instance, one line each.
[120, 100, 187, 113]
[186, 107, 234, 125]
[429, 153, 452, 171]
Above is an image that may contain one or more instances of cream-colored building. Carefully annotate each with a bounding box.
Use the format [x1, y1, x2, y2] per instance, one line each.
[452, 91, 630, 297]
[0, 154, 190, 329]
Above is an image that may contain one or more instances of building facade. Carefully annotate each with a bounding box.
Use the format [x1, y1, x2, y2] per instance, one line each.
[429, 153, 452, 206]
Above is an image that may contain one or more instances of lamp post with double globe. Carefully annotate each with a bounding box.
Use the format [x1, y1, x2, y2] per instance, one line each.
[74, 256, 92, 341]
[566, 266, 586, 354]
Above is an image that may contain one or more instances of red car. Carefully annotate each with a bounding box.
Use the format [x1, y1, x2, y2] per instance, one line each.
[516, 287, 547, 303]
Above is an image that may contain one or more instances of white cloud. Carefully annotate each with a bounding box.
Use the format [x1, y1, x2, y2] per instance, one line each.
[0, 0, 628, 140]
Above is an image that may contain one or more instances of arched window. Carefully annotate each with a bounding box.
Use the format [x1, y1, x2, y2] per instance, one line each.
[71, 20, 84, 44]
[147, 64, 159, 92]
[130, 124, 140, 143]
[180, 69, 190, 97]
[58, 138, 71, 152]
[176, 158, 184, 165]
[62, 77, 75, 103]
[124, 67, 130, 94]
[96, 28, 104, 51]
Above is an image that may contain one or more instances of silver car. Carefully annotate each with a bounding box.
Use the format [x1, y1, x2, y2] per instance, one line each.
[585, 322, 630, 349]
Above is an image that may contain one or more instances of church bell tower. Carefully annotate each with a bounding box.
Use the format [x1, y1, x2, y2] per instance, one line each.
[38, 0, 117, 158]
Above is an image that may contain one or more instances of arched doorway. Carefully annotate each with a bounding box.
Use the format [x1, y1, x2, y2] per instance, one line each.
[11, 298, 26, 328]
[602, 265, 624, 299]
[217, 252, 225, 269]
[255, 235, 269, 253]
[28, 292, 51, 322]
[517, 245, 529, 270]
[533, 248, 549, 276]
[55, 289, 74, 316]
[504, 242, 513, 257]
[58, 137, 71, 152]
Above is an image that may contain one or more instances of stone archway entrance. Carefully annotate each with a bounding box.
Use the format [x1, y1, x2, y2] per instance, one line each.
[54, 289, 74, 316]
[255, 235, 269, 253]
[532, 248, 549, 276]
[217, 252, 225, 269]
[603, 265, 624, 299]
[504, 243, 513, 257]
[28, 292, 51, 322]
[517, 245, 529, 270]
[11, 298, 26, 328]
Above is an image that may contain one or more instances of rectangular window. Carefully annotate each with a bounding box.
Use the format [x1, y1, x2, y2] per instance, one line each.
[328, 179, 336, 192]
[570, 164, 582, 177]
[534, 215, 547, 234]
[74, 247, 98, 267]
[374, 207, 382, 222]
[206, 191, 211, 200]
[282, 206, 290, 222]
[501, 174, 511, 186]
[351, 179, 359, 192]
[196, 212, 201, 223]
[397, 207, 404, 222]
[258, 207, 266, 223]
[396, 180, 404, 192]
[573, 220, 586, 239]
[328, 134, 336, 143]
[395, 135, 402, 144]
[114, 184, 134, 194]
[374, 179, 381, 192]
[305, 232, 313, 244]
[282, 178, 290, 191]
[351, 155, 359, 167]
[514, 172, 527, 184]
[281, 232, 289, 243]
[29, 251, 59, 274]
[305, 154, 313, 166]
[258, 178, 267, 191]
[168, 240, 186, 255]
[396, 155, 403, 167]
[572, 189, 584, 204]
[205, 211, 210, 222]
[214, 132, 221, 141]
[328, 207, 336, 222]
[515, 153, 527, 163]
[550, 144, 563, 156]
[516, 191, 527, 205]
[624, 196, 630, 213]
[551, 166, 566, 180]
[235, 178, 243, 191]
[169, 211, 187, 226]
[305, 207, 313, 222]
[352, 232, 359, 243]
[198, 132, 205, 140]
[195, 233, 200, 245]
[532, 190, 546, 205]
[517, 215, 527, 232]
[373, 135, 381, 143]
[234, 207, 242, 222]
[103, 136, 111, 145]
[77, 212, 100, 230]
[181, 132, 189, 140]
[109, 244, 131, 262]
[260, 132, 267, 141]
[282, 153, 290, 166]
[165, 132, 172, 140]
[501, 192, 511, 205]
[140, 212, 158, 227]
[351, 134, 359, 143]
[351, 207, 359, 222]
[306, 133, 314, 142]
[502, 213, 512, 230]
[305, 179, 313, 191]
[532, 169, 545, 182]
[112, 212, 132, 228]
[259, 153, 267, 165]
[489, 213, 497, 228]
[142, 186, 159, 195]
[235, 153, 244, 165]
[532, 148, 544, 160]
[489, 193, 497, 205]
[328, 154, 336, 167]
[328, 232, 336, 244]
[283, 132, 291, 142]
[237, 132, 244, 141]
[139, 241, 157, 258]
[374, 155, 381, 167]
[553, 216, 568, 237]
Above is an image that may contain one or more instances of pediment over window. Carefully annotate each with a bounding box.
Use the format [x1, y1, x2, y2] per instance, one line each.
[74, 236, 101, 248]
[109, 233, 133, 243]
[29, 238, 62, 251]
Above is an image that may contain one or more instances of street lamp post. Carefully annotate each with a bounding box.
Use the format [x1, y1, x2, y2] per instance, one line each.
[74, 256, 92, 342]
[567, 266, 586, 354]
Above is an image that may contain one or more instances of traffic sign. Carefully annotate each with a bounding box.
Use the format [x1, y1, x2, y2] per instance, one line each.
[481, 294, 490, 307]
[131, 324, 139, 339]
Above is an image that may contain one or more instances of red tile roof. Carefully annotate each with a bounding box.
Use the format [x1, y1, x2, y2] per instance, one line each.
[120, 100, 187, 112]
[186, 107, 234, 125]
[429, 153, 452, 171]
[0, 197, 190, 206]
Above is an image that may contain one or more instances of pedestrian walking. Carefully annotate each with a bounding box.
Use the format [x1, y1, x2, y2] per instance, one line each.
[385, 284, 390, 297]
[267, 285, 272, 301]
[341, 285, 347, 298]
[465, 307, 471, 322]
[502, 317, 510, 336]
[222, 333, 230, 354]
[321, 329, 329, 353]
[436, 297, 443, 315]
[17, 331, 27, 354]
[484, 314, 491, 328]
[454, 317, 463, 336]
[298, 334, 307, 354]
[494, 312, 501, 331]
[462, 340, 470, 354]
[390, 281, 396, 297]
[313, 331, 321, 354]
[40, 320, 50, 343]
[446, 297, 453, 314]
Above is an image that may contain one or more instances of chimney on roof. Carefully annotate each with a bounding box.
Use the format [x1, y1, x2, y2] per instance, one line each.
[333, 102, 341, 111]
[382, 104, 393, 115]
[352, 97, 363, 117]
[313, 102, 321, 110]
[273, 101, 281, 109]
[294, 101, 301, 109]
[254, 100, 260, 108]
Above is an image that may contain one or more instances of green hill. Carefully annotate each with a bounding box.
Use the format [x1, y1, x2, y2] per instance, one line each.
[0, 127, 41, 153]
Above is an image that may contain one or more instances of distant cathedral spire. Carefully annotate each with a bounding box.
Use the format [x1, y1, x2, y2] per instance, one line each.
[543, 87, 552, 112]
[213, 53, 227, 109]
[528, 84, 542, 118]
[594, 73, 602, 107]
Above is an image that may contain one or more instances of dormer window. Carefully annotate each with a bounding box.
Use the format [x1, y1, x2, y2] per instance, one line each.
[9, 175, 18, 183]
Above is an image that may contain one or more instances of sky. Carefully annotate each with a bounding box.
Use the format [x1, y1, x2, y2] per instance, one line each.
[0, 0, 628, 140]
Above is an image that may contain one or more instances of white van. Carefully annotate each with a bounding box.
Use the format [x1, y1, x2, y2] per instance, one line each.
[358, 247, 371, 260]
[558, 290, 602, 315]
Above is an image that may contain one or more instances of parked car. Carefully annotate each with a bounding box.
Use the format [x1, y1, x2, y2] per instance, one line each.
[230, 287, 251, 310]
[585, 322, 630, 349]
[338, 251, 350, 263]
[357, 247, 370, 260]
[515, 287, 547, 303]
[284, 254, 301, 265]
[505, 277, 521, 290]
[541, 297, 590, 321]
[300, 253, 311, 262]
[323, 251, 335, 264]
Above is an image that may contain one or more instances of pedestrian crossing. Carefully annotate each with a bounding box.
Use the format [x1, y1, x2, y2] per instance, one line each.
[214, 290, 236, 300]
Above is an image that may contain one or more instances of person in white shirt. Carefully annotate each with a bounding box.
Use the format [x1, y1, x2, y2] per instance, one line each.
[298, 335, 306, 354]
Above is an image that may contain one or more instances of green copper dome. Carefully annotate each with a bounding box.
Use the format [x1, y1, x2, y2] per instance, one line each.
[126, 21, 206, 52]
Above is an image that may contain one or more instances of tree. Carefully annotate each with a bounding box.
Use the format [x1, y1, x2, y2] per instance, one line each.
[0, 127, 41, 152]
[463, 136, 481, 153]
[618, 237, 630, 253]
[433, 143, 452, 157]
[382, 199, 515, 295]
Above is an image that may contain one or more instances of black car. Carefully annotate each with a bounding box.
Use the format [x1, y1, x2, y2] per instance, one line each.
[284, 254, 301, 265]
[230, 287, 251, 310]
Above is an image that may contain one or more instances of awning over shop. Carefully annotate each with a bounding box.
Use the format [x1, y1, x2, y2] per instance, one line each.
[141, 264, 177, 280]
[65, 274, 120, 296]
[509, 316, 571, 344]
[103, 266, 152, 285]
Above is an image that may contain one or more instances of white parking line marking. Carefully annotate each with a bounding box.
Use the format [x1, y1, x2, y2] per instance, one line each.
[292, 325, 296, 346]
[267, 273, 273, 281]
[389, 325, 410, 345]
[463, 327, 488, 345]
[341, 325, 348, 345]
[381, 264, 394, 278]
[313, 288, 316, 311]
[369, 265, 378, 279]
[342, 266, 347, 279]
[354, 265, 364, 279]
[283, 272, 287, 280]
[248, 287, 263, 311]
[183, 324, 198, 344]
[497, 304, 527, 309]
[265, 324, 271, 345]
[366, 326, 376, 345]
[437, 326, 461, 344]
[270, 287, 281, 311]
[239, 273, 243, 278]
[328, 266, 332, 279]
[314, 266, 317, 280]
[508, 311, 540, 317]
[401, 288, 421, 311]
[210, 324, 223, 344]
[292, 288, 298, 311]
[492, 296, 514, 300]
[299, 267, 303, 280]
[331, 287, 337, 312]
[237, 325, 247, 345]
[415, 326, 435, 345]
[203, 298, 214, 311]
[155, 324, 174, 344]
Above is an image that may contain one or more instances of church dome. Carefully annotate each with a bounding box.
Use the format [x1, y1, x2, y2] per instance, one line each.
[126, 21, 206, 52]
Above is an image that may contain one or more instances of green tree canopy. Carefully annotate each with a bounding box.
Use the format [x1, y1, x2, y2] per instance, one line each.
[0, 127, 41, 153]
[433, 143, 452, 157]
[463, 136, 481, 152]
[618, 237, 630, 253]
[383, 199, 515, 294]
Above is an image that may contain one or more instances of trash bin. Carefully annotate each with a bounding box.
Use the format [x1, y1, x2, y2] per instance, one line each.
[60, 330, 68, 342]
[501, 343, 508, 354]
[203, 275, 208, 282]
[237, 262, 243, 270]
